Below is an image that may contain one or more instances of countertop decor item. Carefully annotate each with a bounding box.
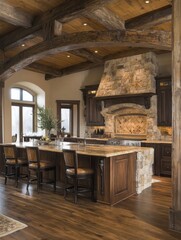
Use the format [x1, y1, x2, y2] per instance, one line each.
[37, 106, 58, 137]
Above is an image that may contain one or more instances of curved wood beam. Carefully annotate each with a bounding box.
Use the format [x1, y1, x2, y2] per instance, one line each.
[0, 29, 171, 82]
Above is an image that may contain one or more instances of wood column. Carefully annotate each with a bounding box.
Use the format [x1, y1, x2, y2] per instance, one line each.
[0, 82, 4, 143]
[169, 0, 181, 231]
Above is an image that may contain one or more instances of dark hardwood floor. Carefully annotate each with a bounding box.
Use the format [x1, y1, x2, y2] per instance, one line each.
[0, 176, 181, 240]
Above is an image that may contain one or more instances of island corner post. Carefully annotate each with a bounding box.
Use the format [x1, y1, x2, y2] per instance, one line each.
[169, 0, 181, 232]
[0, 81, 4, 143]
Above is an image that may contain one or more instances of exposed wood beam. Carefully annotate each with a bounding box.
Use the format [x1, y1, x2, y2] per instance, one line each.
[84, 7, 125, 30]
[70, 49, 103, 63]
[26, 63, 63, 76]
[54, 20, 62, 36]
[0, 0, 32, 27]
[45, 62, 100, 80]
[126, 5, 172, 29]
[33, 0, 114, 25]
[42, 20, 63, 40]
[0, 0, 113, 50]
[0, 29, 171, 82]
[0, 26, 42, 50]
[104, 48, 158, 61]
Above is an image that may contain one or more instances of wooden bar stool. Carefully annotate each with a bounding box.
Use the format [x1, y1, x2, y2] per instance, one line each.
[26, 147, 56, 192]
[63, 149, 94, 203]
[3, 144, 28, 187]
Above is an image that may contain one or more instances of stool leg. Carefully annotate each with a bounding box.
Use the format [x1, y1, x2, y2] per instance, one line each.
[91, 175, 95, 202]
[74, 178, 78, 204]
[37, 170, 40, 193]
[4, 165, 8, 185]
[26, 169, 30, 191]
[15, 166, 19, 188]
[64, 176, 68, 199]
[54, 167, 56, 192]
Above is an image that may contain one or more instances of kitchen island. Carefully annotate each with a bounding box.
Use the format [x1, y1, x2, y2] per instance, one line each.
[0, 142, 154, 205]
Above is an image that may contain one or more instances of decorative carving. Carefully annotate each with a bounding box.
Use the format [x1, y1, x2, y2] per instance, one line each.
[99, 158, 105, 195]
[115, 115, 147, 136]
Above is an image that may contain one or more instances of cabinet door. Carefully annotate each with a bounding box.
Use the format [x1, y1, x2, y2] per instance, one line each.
[86, 95, 104, 126]
[160, 144, 172, 176]
[81, 85, 105, 126]
[156, 77, 172, 126]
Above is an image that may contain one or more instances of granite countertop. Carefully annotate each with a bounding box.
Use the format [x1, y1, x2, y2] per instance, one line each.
[141, 140, 172, 144]
[67, 137, 172, 144]
[14, 142, 151, 158]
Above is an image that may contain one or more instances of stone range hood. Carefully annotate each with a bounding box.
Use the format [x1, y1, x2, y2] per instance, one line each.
[96, 52, 158, 99]
[95, 52, 161, 140]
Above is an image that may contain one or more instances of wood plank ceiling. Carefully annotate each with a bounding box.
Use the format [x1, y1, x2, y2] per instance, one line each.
[0, 0, 172, 81]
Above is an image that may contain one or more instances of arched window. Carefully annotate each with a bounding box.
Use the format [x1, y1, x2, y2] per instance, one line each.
[11, 87, 36, 142]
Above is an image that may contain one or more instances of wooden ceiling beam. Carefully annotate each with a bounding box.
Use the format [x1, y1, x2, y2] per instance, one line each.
[0, 0, 33, 27]
[0, 29, 171, 82]
[0, 0, 113, 50]
[26, 62, 63, 76]
[70, 49, 103, 63]
[126, 5, 172, 29]
[0, 26, 42, 50]
[33, 0, 115, 25]
[84, 7, 125, 30]
[104, 48, 157, 61]
[45, 62, 101, 80]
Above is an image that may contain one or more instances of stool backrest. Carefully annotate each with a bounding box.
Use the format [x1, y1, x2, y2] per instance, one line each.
[3, 145, 17, 164]
[26, 147, 40, 168]
[63, 149, 78, 174]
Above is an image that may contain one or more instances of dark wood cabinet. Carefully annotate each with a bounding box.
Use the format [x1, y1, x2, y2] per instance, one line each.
[160, 144, 172, 176]
[141, 142, 171, 177]
[81, 85, 105, 126]
[156, 76, 172, 126]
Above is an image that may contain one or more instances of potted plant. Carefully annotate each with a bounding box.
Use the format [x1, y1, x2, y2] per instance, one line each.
[37, 106, 58, 140]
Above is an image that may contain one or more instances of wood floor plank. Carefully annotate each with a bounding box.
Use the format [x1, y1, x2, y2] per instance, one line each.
[0, 177, 181, 239]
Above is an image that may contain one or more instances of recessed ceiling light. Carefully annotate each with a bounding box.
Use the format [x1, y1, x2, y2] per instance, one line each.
[94, 50, 98, 53]
[67, 55, 71, 58]
[21, 43, 25, 47]
[145, 0, 150, 3]
[83, 22, 88, 26]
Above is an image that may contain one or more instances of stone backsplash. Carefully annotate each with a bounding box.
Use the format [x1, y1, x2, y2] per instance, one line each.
[101, 98, 161, 140]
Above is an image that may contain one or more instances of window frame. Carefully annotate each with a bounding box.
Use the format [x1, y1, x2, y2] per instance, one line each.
[11, 87, 36, 142]
[56, 100, 80, 137]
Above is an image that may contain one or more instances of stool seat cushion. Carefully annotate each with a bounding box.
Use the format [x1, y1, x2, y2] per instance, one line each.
[29, 162, 55, 169]
[66, 168, 94, 176]
[6, 159, 27, 165]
